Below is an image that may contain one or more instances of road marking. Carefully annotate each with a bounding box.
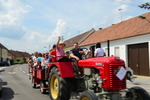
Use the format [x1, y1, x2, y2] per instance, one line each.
[19, 66, 30, 76]
[8, 72, 16, 74]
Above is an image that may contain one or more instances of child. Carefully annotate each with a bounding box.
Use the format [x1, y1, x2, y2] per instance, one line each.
[56, 36, 68, 62]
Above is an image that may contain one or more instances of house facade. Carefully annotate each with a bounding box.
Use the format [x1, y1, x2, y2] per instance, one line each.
[8, 50, 31, 63]
[64, 28, 95, 51]
[0, 43, 9, 61]
[80, 12, 150, 76]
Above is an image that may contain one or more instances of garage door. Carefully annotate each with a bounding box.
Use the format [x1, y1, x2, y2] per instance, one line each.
[128, 42, 149, 76]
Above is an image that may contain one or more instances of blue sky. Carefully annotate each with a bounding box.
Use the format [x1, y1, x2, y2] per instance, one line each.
[0, 0, 149, 53]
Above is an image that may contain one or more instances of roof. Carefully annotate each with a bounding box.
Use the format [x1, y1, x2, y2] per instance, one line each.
[80, 12, 150, 46]
[8, 50, 31, 58]
[64, 28, 95, 48]
[17, 51, 31, 57]
[0, 43, 8, 50]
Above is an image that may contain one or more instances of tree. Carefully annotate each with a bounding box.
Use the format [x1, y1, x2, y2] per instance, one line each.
[22, 57, 27, 63]
[139, 2, 150, 10]
[16, 58, 20, 63]
[10, 58, 14, 65]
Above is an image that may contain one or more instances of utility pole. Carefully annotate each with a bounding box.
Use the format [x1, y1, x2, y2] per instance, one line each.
[118, 9, 123, 22]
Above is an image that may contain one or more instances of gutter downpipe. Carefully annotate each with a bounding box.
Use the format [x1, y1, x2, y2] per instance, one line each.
[107, 40, 110, 57]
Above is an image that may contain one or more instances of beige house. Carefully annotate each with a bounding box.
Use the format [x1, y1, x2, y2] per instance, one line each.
[8, 50, 31, 63]
[0, 43, 9, 61]
[64, 28, 95, 51]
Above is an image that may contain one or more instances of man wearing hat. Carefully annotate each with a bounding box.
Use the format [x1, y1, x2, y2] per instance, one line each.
[56, 36, 68, 62]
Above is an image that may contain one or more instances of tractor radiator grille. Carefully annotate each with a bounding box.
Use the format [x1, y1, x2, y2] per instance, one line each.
[109, 65, 126, 90]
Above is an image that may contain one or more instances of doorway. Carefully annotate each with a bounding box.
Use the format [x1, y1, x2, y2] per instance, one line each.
[128, 42, 149, 76]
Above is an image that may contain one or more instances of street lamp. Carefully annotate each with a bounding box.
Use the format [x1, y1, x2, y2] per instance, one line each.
[44, 46, 47, 53]
[138, 16, 150, 23]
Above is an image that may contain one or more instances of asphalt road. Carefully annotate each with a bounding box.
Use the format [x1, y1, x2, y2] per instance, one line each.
[0, 64, 51, 100]
[1, 64, 150, 100]
[0, 64, 78, 100]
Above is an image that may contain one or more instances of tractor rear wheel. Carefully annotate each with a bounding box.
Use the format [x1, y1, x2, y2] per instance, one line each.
[126, 86, 150, 100]
[79, 90, 98, 100]
[49, 67, 71, 100]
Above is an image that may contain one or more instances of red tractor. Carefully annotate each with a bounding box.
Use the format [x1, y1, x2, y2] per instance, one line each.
[30, 56, 150, 100]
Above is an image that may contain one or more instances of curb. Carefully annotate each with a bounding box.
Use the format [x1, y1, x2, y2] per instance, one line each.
[134, 75, 150, 79]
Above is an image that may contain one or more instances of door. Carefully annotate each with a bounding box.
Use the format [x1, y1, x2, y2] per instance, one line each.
[128, 43, 149, 76]
[128, 44, 139, 75]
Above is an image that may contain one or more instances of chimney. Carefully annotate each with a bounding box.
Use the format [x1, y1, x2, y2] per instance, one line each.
[99, 28, 102, 30]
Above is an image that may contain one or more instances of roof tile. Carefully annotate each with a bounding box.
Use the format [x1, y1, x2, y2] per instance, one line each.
[80, 12, 150, 46]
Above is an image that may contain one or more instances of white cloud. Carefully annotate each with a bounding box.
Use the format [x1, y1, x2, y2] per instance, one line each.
[22, 32, 48, 52]
[0, 31, 48, 53]
[0, 0, 148, 54]
[46, 19, 68, 43]
[0, 1, 69, 53]
[14, 19, 69, 53]
[115, 0, 131, 3]
[0, 0, 30, 39]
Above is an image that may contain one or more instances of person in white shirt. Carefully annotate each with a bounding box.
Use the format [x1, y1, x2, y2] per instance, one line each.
[41, 53, 50, 79]
[32, 52, 38, 67]
[94, 42, 106, 57]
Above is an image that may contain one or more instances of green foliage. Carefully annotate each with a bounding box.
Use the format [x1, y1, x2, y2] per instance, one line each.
[22, 57, 27, 63]
[10, 59, 14, 65]
[6, 58, 9, 61]
[16, 58, 20, 63]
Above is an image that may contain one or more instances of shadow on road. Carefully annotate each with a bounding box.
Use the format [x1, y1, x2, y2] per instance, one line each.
[3, 82, 7, 85]
[0, 87, 14, 100]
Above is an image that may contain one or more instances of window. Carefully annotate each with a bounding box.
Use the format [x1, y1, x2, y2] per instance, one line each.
[114, 47, 120, 57]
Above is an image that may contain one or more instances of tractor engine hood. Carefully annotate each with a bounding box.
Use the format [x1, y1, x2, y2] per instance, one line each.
[78, 56, 125, 67]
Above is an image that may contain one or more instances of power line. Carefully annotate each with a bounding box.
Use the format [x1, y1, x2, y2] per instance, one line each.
[107, 0, 145, 8]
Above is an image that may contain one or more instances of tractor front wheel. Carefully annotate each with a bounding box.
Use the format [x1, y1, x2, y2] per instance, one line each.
[126, 86, 150, 100]
[79, 90, 98, 100]
[49, 67, 71, 100]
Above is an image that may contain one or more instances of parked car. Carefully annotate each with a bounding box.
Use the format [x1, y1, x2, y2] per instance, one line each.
[0, 61, 9, 66]
[125, 66, 134, 81]
[0, 67, 5, 94]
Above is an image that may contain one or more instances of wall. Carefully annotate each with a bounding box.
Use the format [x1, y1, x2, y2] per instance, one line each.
[81, 33, 150, 68]
[2, 48, 9, 61]
[64, 46, 73, 52]
[0, 47, 2, 60]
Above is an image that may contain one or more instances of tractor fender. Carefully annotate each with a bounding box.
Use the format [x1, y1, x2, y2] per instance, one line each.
[49, 62, 75, 78]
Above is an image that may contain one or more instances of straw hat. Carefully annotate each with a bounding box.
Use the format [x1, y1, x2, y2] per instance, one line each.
[59, 42, 66, 46]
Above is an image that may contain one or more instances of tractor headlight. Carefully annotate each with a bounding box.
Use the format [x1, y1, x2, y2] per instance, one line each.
[97, 77, 102, 84]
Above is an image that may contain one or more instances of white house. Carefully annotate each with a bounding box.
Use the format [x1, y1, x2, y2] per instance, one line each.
[80, 12, 150, 76]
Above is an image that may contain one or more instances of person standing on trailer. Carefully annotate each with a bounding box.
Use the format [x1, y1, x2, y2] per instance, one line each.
[49, 44, 56, 62]
[94, 42, 106, 57]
